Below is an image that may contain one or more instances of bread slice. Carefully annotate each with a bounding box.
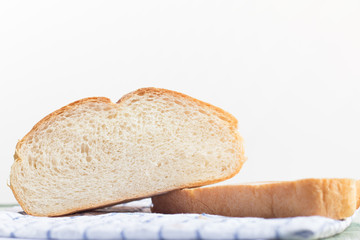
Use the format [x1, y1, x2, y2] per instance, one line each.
[10, 87, 246, 216]
[151, 178, 359, 219]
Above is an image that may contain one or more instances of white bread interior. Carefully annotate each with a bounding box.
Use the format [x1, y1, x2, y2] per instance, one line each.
[152, 178, 359, 220]
[10, 87, 246, 216]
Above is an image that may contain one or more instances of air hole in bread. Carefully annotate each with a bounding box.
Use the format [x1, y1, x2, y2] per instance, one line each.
[107, 113, 117, 119]
[51, 158, 57, 166]
[218, 115, 227, 122]
[81, 143, 90, 154]
[174, 100, 183, 106]
[199, 109, 208, 115]
[204, 160, 209, 167]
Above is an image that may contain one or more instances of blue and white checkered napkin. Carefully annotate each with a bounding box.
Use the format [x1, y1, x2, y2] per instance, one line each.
[0, 199, 354, 240]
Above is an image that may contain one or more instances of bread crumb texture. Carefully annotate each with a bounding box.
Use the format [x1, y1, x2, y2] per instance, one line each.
[10, 88, 246, 216]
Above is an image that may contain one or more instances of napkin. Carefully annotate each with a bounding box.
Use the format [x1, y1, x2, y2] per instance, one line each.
[0, 199, 354, 240]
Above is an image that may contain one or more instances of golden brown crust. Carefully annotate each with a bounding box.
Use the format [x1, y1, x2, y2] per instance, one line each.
[152, 178, 358, 220]
[117, 87, 238, 128]
[10, 88, 245, 217]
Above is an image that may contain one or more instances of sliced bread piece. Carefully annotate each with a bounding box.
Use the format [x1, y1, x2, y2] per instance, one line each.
[151, 178, 359, 219]
[10, 87, 246, 216]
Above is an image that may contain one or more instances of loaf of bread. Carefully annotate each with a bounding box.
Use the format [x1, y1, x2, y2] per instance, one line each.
[10, 88, 246, 216]
[152, 178, 359, 220]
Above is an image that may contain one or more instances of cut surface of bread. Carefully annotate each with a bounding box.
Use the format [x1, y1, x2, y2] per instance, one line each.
[10, 87, 246, 216]
[152, 178, 359, 220]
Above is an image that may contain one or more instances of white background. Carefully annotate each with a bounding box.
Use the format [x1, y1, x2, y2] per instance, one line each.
[0, 1, 359, 204]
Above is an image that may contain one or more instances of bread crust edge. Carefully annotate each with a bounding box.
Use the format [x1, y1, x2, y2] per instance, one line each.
[151, 178, 358, 220]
